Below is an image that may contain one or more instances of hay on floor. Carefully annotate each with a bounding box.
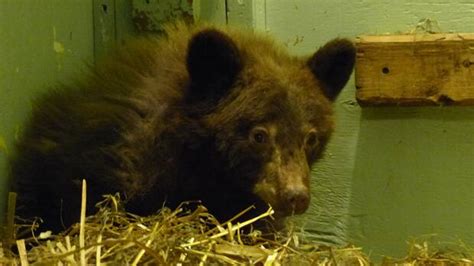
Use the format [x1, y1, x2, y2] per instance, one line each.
[0, 180, 471, 265]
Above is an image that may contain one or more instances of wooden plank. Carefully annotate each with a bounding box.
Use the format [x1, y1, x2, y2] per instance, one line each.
[227, 0, 254, 29]
[93, 0, 117, 60]
[115, 0, 138, 44]
[355, 33, 474, 106]
[193, 0, 227, 25]
[131, 0, 193, 33]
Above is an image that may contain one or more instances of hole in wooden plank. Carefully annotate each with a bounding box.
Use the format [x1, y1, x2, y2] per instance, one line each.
[102, 4, 108, 14]
[382, 67, 390, 74]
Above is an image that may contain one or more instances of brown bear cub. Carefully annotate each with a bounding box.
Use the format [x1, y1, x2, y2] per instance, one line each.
[10, 22, 355, 232]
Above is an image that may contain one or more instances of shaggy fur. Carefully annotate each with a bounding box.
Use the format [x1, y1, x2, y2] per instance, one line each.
[10, 22, 355, 232]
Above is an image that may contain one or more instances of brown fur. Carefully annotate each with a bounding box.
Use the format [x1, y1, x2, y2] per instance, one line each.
[10, 22, 355, 232]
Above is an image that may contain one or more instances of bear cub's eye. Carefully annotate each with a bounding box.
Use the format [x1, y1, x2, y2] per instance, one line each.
[305, 129, 319, 148]
[250, 127, 269, 144]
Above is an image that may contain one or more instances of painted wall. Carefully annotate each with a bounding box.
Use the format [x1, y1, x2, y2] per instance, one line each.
[249, 0, 474, 259]
[0, 0, 94, 220]
[0, 0, 136, 223]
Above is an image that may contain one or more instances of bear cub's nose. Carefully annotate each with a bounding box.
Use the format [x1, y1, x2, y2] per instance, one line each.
[283, 187, 310, 214]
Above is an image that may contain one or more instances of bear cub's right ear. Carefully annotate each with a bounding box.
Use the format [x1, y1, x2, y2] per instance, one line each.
[186, 29, 242, 105]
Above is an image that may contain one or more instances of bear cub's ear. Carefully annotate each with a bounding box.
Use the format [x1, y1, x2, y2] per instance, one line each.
[308, 39, 356, 101]
[186, 29, 242, 105]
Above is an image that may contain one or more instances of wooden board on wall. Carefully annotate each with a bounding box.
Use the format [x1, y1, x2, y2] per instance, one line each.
[355, 33, 474, 106]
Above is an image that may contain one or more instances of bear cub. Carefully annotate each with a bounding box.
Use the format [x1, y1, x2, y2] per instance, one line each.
[11, 22, 355, 232]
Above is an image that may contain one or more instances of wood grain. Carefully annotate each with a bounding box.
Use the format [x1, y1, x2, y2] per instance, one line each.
[355, 33, 474, 106]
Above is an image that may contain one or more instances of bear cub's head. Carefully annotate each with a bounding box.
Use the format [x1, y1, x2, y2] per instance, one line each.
[184, 28, 355, 218]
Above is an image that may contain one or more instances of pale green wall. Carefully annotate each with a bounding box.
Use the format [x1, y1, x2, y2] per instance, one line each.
[0, 0, 94, 219]
[0, 0, 136, 222]
[251, 0, 474, 259]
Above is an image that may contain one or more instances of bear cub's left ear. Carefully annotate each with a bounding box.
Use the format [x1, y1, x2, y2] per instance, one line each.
[186, 29, 242, 105]
[308, 39, 356, 101]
